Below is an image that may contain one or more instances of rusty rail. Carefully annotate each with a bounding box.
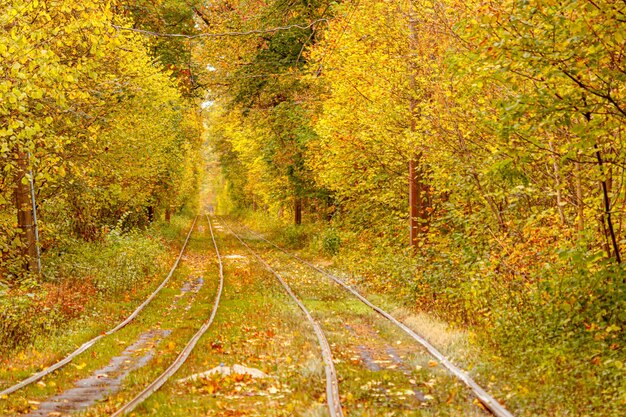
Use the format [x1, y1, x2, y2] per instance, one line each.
[223, 221, 344, 417]
[111, 214, 224, 416]
[238, 222, 514, 417]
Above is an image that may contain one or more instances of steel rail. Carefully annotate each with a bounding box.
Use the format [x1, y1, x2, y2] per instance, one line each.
[0, 216, 199, 398]
[223, 221, 344, 417]
[237, 223, 514, 417]
[111, 214, 224, 416]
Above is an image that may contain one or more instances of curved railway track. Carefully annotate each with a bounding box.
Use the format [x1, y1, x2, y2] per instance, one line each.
[232, 220, 514, 417]
[222, 220, 345, 417]
[111, 214, 224, 416]
[0, 216, 199, 399]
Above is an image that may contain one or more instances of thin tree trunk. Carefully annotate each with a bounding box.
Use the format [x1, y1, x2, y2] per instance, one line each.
[595, 145, 621, 263]
[409, 158, 419, 247]
[575, 158, 585, 233]
[549, 141, 567, 225]
[14, 151, 37, 272]
[294, 197, 302, 226]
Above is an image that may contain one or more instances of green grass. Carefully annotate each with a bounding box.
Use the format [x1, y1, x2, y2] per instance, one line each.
[86, 218, 328, 416]
[241, 234, 487, 417]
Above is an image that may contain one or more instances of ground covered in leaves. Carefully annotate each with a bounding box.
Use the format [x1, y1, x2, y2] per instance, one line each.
[1, 217, 496, 416]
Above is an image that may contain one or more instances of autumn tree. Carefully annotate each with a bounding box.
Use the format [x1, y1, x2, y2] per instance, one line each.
[199, 0, 333, 224]
[0, 0, 202, 279]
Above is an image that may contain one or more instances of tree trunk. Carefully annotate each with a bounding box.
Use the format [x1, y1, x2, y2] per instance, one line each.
[14, 151, 38, 272]
[407, 3, 429, 251]
[549, 141, 567, 225]
[165, 206, 171, 223]
[294, 197, 302, 226]
[575, 158, 585, 233]
[595, 145, 621, 263]
[409, 157, 419, 247]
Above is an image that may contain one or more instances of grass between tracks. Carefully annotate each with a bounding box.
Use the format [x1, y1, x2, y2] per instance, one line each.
[234, 228, 488, 417]
[92, 219, 328, 417]
[0, 215, 199, 415]
[229, 211, 626, 417]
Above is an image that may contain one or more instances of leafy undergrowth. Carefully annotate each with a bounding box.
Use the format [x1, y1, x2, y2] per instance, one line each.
[233, 211, 626, 417]
[0, 216, 190, 393]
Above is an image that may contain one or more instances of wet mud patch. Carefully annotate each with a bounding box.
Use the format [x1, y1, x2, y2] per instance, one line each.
[25, 329, 170, 417]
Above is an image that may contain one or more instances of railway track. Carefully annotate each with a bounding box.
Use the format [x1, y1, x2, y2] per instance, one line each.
[111, 214, 224, 415]
[0, 216, 199, 399]
[3, 214, 513, 416]
[222, 220, 345, 417]
[229, 220, 514, 417]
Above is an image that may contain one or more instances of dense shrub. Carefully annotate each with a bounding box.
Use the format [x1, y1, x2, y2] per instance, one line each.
[279, 225, 309, 250]
[49, 229, 166, 296]
[321, 228, 341, 256]
[0, 225, 167, 350]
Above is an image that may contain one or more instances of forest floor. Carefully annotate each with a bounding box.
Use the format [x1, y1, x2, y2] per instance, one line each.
[0, 216, 503, 416]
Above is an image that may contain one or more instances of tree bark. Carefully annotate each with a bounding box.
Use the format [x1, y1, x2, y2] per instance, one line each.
[14, 151, 38, 272]
[409, 158, 419, 247]
[595, 145, 621, 263]
[294, 197, 302, 225]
